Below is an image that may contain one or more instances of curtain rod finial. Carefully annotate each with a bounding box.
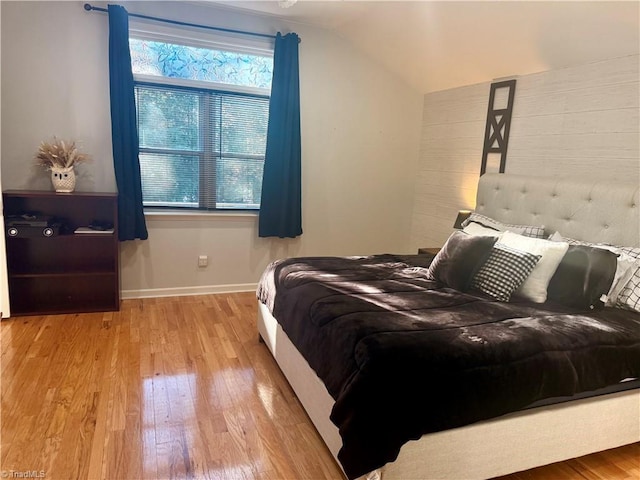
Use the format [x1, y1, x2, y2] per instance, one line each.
[84, 3, 93, 11]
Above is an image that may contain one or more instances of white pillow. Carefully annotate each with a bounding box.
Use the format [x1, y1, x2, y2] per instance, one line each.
[499, 231, 569, 303]
[606, 255, 638, 305]
[611, 261, 640, 313]
[548, 231, 564, 242]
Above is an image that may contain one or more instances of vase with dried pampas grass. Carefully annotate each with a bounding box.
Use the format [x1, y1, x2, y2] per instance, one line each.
[35, 137, 91, 192]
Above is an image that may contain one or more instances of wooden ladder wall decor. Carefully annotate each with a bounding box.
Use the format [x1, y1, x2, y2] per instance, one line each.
[480, 79, 517, 175]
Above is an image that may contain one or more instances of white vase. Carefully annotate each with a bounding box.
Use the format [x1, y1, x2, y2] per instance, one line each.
[51, 166, 76, 193]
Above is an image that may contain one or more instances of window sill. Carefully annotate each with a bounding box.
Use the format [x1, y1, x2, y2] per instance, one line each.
[144, 209, 259, 221]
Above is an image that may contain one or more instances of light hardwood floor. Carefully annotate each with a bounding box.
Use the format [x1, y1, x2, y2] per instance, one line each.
[1, 293, 638, 479]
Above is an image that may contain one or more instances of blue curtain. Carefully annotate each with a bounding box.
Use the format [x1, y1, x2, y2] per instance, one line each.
[259, 33, 302, 238]
[108, 5, 148, 241]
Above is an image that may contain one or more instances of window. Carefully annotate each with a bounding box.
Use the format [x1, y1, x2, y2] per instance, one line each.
[129, 36, 273, 210]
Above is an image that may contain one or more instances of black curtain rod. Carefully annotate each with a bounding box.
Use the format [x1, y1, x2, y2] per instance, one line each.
[83, 3, 283, 41]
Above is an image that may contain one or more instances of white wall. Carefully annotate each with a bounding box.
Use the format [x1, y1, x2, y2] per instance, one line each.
[1, 1, 422, 297]
[1, 2, 115, 193]
[410, 54, 640, 251]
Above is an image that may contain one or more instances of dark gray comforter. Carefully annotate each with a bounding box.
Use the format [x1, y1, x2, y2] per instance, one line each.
[257, 254, 640, 479]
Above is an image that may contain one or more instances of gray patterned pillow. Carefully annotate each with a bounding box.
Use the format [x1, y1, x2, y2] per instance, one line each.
[613, 245, 640, 260]
[615, 262, 640, 313]
[470, 244, 541, 302]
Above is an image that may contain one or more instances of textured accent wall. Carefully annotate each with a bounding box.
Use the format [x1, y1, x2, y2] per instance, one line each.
[410, 54, 640, 251]
[410, 82, 489, 250]
[507, 55, 639, 179]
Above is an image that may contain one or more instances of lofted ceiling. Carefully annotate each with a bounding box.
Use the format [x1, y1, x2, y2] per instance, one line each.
[210, 1, 640, 93]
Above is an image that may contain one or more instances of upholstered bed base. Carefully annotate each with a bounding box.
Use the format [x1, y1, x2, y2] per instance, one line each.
[258, 302, 639, 480]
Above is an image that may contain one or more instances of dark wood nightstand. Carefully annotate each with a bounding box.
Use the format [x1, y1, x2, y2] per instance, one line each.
[418, 247, 440, 255]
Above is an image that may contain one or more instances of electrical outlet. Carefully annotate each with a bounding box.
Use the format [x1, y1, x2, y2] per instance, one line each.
[198, 255, 208, 268]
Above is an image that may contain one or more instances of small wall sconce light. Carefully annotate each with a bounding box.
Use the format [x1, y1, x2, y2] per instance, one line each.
[453, 210, 472, 229]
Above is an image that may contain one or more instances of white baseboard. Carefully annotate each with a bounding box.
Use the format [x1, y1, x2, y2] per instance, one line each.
[121, 283, 257, 300]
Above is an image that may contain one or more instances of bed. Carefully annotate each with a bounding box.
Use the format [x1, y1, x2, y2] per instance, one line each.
[256, 173, 640, 480]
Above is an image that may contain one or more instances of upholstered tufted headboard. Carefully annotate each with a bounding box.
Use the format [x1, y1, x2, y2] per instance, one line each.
[476, 173, 639, 247]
